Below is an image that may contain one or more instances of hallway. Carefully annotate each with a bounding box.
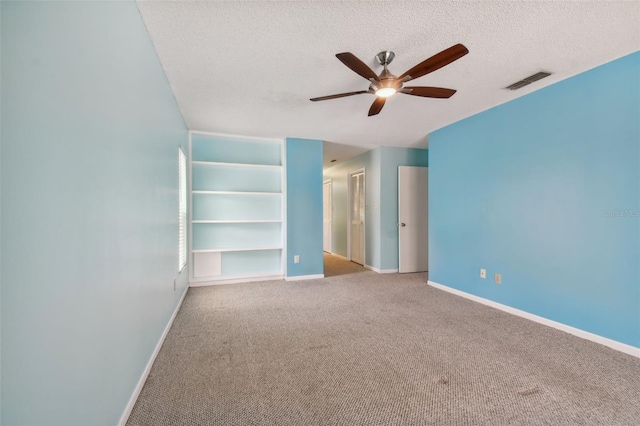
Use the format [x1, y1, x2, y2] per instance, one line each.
[323, 252, 366, 277]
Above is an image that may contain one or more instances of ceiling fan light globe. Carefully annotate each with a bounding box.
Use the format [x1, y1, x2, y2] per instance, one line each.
[376, 88, 396, 98]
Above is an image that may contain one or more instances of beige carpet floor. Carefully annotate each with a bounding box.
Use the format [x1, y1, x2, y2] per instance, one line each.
[127, 256, 640, 425]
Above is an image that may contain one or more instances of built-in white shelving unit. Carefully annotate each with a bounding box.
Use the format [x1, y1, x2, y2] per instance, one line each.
[192, 161, 283, 169]
[189, 131, 285, 285]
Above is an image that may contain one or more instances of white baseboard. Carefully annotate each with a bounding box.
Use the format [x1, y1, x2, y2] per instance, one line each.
[364, 264, 399, 274]
[119, 285, 189, 426]
[190, 274, 283, 286]
[285, 274, 325, 281]
[427, 280, 640, 359]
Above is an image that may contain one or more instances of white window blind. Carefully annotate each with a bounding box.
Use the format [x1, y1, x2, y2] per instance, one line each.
[178, 147, 188, 271]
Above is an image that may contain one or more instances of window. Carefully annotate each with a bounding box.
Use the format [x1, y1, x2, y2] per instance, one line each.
[178, 147, 188, 271]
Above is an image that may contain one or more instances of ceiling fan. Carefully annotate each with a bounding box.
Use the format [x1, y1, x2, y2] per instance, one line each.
[310, 44, 469, 116]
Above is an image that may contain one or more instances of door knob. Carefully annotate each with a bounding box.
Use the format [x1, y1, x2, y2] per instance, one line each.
[400, 223, 406, 227]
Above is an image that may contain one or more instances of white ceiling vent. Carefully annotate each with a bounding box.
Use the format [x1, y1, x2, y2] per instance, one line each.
[505, 72, 552, 90]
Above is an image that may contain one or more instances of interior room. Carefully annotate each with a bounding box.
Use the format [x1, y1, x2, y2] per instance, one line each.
[1, 1, 638, 425]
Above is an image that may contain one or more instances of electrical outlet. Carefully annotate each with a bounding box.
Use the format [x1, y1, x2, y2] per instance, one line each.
[294, 255, 300, 264]
[480, 268, 486, 279]
[494, 273, 502, 285]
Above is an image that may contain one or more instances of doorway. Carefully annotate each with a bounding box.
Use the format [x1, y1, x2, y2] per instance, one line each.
[348, 169, 365, 265]
[323, 180, 332, 253]
[398, 166, 428, 273]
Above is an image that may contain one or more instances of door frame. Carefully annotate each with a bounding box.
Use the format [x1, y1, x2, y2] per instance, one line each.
[323, 179, 332, 253]
[347, 168, 365, 264]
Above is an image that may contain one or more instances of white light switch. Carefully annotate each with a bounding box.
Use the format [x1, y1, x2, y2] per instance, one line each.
[480, 269, 486, 279]
[294, 255, 300, 264]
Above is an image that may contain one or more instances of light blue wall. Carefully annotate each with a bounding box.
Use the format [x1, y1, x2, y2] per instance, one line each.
[191, 133, 281, 166]
[429, 52, 640, 347]
[323, 148, 382, 269]
[1, 2, 189, 425]
[379, 147, 428, 271]
[0, 3, 3, 419]
[286, 138, 324, 277]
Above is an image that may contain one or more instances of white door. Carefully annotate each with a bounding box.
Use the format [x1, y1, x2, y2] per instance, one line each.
[398, 166, 428, 273]
[323, 180, 332, 252]
[350, 171, 365, 265]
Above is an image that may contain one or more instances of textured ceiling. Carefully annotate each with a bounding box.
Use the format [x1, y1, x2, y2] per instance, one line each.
[137, 0, 639, 162]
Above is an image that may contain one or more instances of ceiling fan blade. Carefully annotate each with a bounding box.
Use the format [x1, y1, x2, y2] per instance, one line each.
[336, 52, 379, 81]
[402, 87, 457, 98]
[399, 44, 469, 82]
[310, 90, 370, 102]
[368, 97, 386, 116]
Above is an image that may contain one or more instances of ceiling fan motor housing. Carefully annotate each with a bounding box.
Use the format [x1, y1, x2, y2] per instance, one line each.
[369, 78, 402, 93]
[371, 51, 401, 93]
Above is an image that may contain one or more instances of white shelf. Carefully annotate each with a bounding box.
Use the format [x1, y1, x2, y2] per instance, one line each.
[192, 160, 282, 169]
[190, 130, 283, 145]
[190, 273, 284, 286]
[192, 220, 282, 224]
[192, 247, 283, 253]
[192, 190, 282, 196]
